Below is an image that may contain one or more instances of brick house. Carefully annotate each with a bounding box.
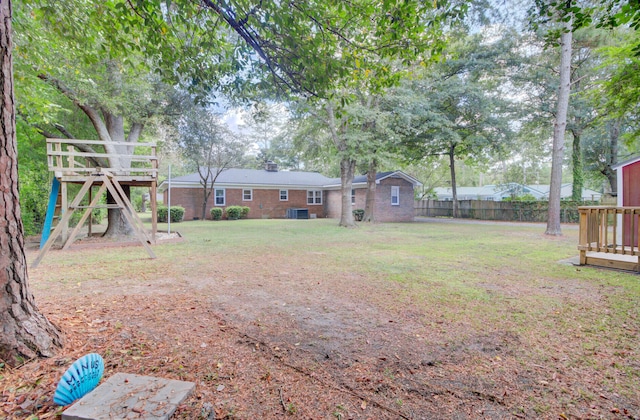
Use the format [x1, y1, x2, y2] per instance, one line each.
[158, 164, 421, 222]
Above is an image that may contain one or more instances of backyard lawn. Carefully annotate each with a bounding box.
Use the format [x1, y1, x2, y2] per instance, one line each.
[4, 218, 639, 419]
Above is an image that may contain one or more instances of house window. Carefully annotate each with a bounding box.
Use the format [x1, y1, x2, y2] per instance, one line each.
[243, 189, 252, 201]
[280, 190, 288, 201]
[307, 190, 322, 205]
[215, 188, 225, 206]
[391, 186, 400, 205]
[351, 189, 356, 205]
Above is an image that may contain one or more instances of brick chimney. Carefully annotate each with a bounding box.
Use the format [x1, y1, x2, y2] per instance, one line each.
[265, 161, 278, 172]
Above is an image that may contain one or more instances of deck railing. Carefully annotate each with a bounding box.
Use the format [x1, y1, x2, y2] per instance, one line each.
[578, 206, 640, 271]
[46, 138, 158, 180]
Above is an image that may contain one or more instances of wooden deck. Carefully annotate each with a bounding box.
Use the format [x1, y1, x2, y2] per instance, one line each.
[47, 138, 157, 183]
[581, 251, 639, 272]
[578, 206, 640, 273]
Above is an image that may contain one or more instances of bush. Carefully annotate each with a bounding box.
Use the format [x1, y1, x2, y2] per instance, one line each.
[353, 208, 365, 221]
[132, 195, 143, 212]
[158, 206, 185, 223]
[68, 208, 105, 227]
[225, 205, 243, 220]
[241, 206, 250, 219]
[210, 207, 223, 220]
[502, 193, 538, 202]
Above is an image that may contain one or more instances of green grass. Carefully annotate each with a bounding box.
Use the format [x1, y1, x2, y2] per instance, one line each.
[29, 218, 640, 403]
[34, 218, 638, 309]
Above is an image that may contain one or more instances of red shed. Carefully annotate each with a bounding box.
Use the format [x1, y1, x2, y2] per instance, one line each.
[614, 156, 640, 246]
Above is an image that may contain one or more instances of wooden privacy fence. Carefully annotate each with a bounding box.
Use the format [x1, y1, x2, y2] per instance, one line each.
[578, 206, 640, 272]
[415, 199, 589, 223]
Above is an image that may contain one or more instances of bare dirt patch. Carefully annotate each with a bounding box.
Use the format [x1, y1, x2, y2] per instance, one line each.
[3, 226, 640, 419]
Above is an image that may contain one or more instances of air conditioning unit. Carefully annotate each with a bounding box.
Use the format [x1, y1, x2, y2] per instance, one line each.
[286, 208, 309, 219]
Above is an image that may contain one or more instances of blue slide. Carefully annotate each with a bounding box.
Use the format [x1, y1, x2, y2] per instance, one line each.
[40, 178, 60, 249]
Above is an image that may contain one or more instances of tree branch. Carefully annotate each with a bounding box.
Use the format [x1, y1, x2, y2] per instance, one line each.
[201, 1, 300, 94]
[126, 122, 144, 154]
[53, 124, 76, 139]
[37, 74, 112, 142]
[34, 127, 58, 139]
[34, 125, 107, 167]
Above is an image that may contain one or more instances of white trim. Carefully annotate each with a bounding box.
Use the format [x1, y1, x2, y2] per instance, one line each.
[322, 171, 423, 188]
[616, 166, 624, 242]
[307, 190, 322, 205]
[391, 186, 400, 206]
[242, 188, 252, 201]
[159, 181, 330, 191]
[279, 189, 288, 201]
[613, 155, 640, 170]
[214, 188, 225, 206]
[376, 171, 422, 187]
[158, 170, 423, 191]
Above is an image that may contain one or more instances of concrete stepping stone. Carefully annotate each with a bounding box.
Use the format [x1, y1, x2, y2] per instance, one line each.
[61, 372, 195, 420]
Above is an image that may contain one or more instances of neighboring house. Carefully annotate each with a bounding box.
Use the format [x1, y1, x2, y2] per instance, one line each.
[434, 183, 602, 201]
[433, 183, 545, 201]
[528, 184, 602, 201]
[158, 163, 421, 222]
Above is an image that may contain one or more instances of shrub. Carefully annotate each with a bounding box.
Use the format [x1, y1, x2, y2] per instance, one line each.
[92, 208, 105, 225]
[503, 193, 538, 202]
[353, 208, 365, 221]
[132, 195, 143, 212]
[18, 169, 48, 236]
[210, 207, 223, 221]
[241, 206, 250, 219]
[69, 202, 105, 227]
[158, 206, 185, 223]
[225, 205, 243, 220]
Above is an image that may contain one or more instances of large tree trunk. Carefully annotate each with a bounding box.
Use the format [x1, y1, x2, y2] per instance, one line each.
[339, 158, 357, 227]
[201, 182, 214, 221]
[325, 101, 357, 227]
[199, 166, 215, 221]
[201, 189, 210, 221]
[546, 27, 572, 236]
[603, 119, 620, 195]
[105, 185, 135, 236]
[449, 145, 459, 218]
[362, 160, 377, 222]
[0, 0, 63, 366]
[102, 110, 140, 237]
